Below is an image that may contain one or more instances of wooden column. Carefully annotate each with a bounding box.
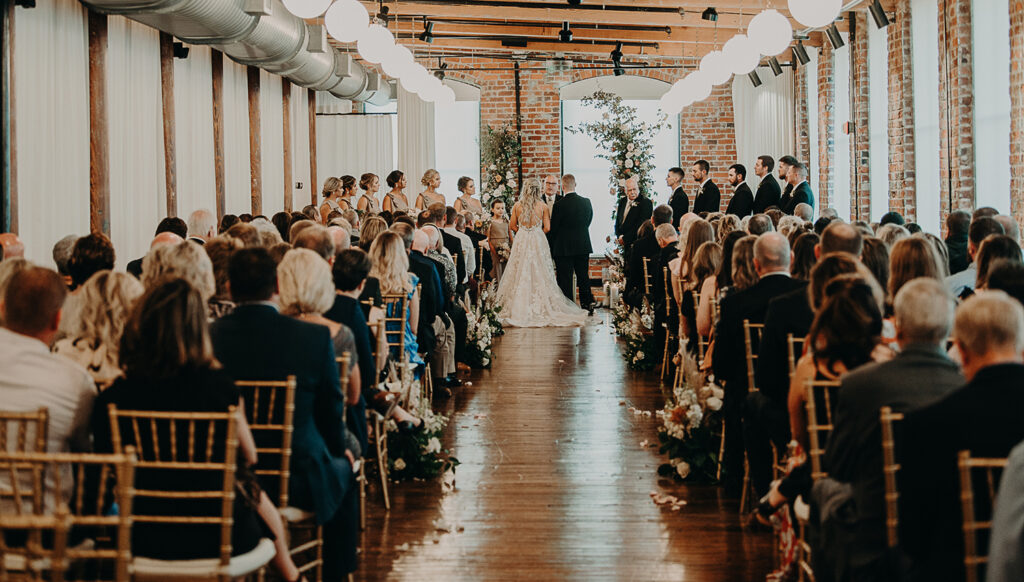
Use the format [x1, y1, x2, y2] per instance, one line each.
[247, 66, 261, 215]
[308, 89, 317, 206]
[282, 78, 292, 212]
[211, 50, 225, 219]
[88, 11, 110, 235]
[159, 32, 177, 218]
[2, 0, 17, 233]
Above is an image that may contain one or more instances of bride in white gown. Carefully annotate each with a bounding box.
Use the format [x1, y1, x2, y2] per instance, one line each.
[494, 178, 589, 328]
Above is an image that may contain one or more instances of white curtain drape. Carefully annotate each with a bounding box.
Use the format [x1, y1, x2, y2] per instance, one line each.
[107, 17, 164, 269]
[13, 0, 90, 267]
[912, 0, 941, 234]
[290, 83, 313, 210]
[731, 68, 796, 193]
[222, 59, 252, 216]
[174, 44, 217, 221]
[260, 70, 284, 216]
[316, 115, 394, 186]
[868, 25, 890, 222]
[972, 0, 1012, 214]
[397, 86, 435, 193]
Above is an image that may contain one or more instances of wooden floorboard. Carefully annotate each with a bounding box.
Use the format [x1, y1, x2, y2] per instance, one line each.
[356, 313, 773, 581]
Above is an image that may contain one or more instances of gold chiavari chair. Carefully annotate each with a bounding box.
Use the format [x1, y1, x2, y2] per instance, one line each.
[642, 258, 653, 298]
[661, 267, 677, 380]
[107, 405, 275, 581]
[235, 375, 324, 580]
[690, 291, 709, 367]
[804, 379, 841, 481]
[361, 325, 392, 512]
[0, 450, 137, 582]
[880, 406, 904, 549]
[787, 335, 806, 380]
[959, 450, 1009, 582]
[478, 246, 486, 283]
[0, 408, 49, 455]
[743, 320, 765, 394]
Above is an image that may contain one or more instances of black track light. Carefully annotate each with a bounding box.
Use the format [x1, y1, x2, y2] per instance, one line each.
[418, 21, 434, 43]
[825, 23, 845, 49]
[769, 57, 783, 76]
[434, 60, 447, 80]
[869, 0, 891, 28]
[793, 41, 810, 65]
[376, 4, 390, 24]
[611, 42, 625, 76]
[559, 22, 573, 42]
[172, 41, 190, 59]
[701, 7, 718, 22]
[567, 0, 582, 5]
[748, 70, 763, 88]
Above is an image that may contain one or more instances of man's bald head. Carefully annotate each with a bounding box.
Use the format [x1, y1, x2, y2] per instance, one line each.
[0, 233, 24, 260]
[411, 229, 430, 253]
[151, 232, 184, 249]
[819, 221, 864, 257]
[753, 232, 791, 274]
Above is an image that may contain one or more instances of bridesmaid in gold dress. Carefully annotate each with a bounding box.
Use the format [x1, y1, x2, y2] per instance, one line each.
[382, 170, 411, 213]
[415, 169, 446, 210]
[453, 176, 484, 216]
[356, 173, 381, 213]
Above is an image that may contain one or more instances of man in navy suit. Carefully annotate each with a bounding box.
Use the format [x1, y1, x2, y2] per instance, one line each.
[752, 155, 782, 213]
[551, 174, 596, 311]
[210, 248, 359, 579]
[782, 162, 815, 215]
[725, 163, 754, 217]
[691, 159, 721, 214]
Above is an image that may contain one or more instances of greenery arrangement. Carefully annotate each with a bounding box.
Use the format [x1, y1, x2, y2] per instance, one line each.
[480, 120, 523, 210]
[656, 349, 725, 483]
[387, 409, 460, 481]
[463, 284, 503, 369]
[607, 249, 657, 371]
[566, 90, 667, 201]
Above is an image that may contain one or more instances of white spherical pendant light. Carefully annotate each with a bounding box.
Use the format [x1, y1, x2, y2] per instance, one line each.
[381, 44, 414, 78]
[357, 24, 394, 64]
[685, 70, 712, 103]
[419, 76, 444, 102]
[324, 0, 369, 43]
[439, 85, 457, 105]
[747, 9, 793, 56]
[699, 50, 733, 86]
[723, 34, 760, 75]
[788, 0, 842, 28]
[398, 67, 428, 93]
[282, 0, 332, 19]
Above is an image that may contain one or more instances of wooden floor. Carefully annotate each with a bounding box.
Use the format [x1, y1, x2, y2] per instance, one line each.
[355, 312, 773, 581]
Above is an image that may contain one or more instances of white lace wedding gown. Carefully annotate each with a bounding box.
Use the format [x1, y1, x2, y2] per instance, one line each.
[494, 221, 588, 328]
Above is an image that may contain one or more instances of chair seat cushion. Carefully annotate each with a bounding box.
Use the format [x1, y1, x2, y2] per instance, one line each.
[132, 536, 275, 580]
[279, 506, 316, 523]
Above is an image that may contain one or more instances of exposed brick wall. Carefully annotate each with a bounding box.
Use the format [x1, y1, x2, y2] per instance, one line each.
[1011, 0, 1024, 232]
[817, 42, 835, 210]
[938, 0, 975, 217]
[851, 13, 872, 222]
[887, 0, 916, 220]
[795, 62, 811, 165]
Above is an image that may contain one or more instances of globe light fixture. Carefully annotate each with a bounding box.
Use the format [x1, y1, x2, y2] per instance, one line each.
[685, 70, 712, 103]
[381, 44, 415, 78]
[357, 23, 395, 64]
[399, 66, 431, 94]
[723, 34, 759, 75]
[788, 0, 842, 29]
[699, 50, 732, 86]
[747, 9, 793, 56]
[324, 0, 370, 43]
[282, 0, 332, 19]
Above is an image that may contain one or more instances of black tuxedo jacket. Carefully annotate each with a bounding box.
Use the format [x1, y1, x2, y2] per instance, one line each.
[693, 180, 721, 214]
[440, 229, 466, 284]
[210, 304, 353, 524]
[550, 192, 594, 257]
[626, 230, 660, 299]
[900, 364, 1024, 581]
[712, 274, 806, 390]
[753, 174, 781, 214]
[782, 182, 814, 215]
[779, 181, 794, 212]
[408, 251, 444, 350]
[725, 183, 754, 217]
[754, 283, 812, 405]
[668, 187, 689, 228]
[614, 195, 652, 252]
[650, 245, 679, 303]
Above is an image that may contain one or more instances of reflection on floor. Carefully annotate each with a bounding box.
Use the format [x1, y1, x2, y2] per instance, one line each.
[355, 312, 773, 581]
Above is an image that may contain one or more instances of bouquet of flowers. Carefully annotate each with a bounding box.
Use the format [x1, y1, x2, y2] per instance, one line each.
[480, 121, 523, 210]
[463, 286, 502, 368]
[494, 242, 511, 262]
[657, 347, 725, 483]
[387, 409, 460, 481]
[612, 297, 657, 371]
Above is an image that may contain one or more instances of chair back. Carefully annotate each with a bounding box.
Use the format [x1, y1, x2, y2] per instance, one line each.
[0, 450, 136, 582]
[235, 376, 297, 510]
[690, 287, 708, 364]
[743, 321, 765, 392]
[880, 406, 904, 549]
[958, 450, 1008, 582]
[642, 258, 652, 297]
[107, 405, 238, 571]
[787, 335, 805, 380]
[478, 246, 486, 281]
[0, 408, 48, 455]
[381, 293, 409, 361]
[803, 379, 841, 479]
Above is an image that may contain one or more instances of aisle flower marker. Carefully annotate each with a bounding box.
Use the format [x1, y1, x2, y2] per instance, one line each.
[657, 347, 724, 483]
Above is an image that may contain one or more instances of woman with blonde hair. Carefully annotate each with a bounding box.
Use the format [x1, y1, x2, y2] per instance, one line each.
[415, 169, 446, 210]
[716, 214, 741, 244]
[670, 219, 714, 305]
[319, 177, 350, 223]
[693, 242, 724, 338]
[54, 271, 144, 390]
[356, 173, 381, 213]
[142, 241, 216, 304]
[368, 232, 425, 369]
[357, 216, 389, 252]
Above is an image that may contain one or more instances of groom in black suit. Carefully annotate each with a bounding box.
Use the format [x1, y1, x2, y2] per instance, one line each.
[752, 155, 781, 214]
[550, 174, 596, 312]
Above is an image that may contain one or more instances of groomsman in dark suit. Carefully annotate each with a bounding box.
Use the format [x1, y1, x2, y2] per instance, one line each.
[551, 174, 596, 311]
[725, 164, 754, 217]
[665, 167, 689, 228]
[776, 155, 799, 211]
[752, 155, 782, 213]
[691, 159, 721, 214]
[782, 162, 815, 215]
[543, 175, 563, 253]
[614, 176, 653, 253]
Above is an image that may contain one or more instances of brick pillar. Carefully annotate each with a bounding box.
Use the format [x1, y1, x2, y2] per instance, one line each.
[795, 62, 811, 165]
[888, 0, 917, 220]
[817, 42, 836, 210]
[938, 0, 975, 217]
[1010, 0, 1024, 231]
[851, 12, 872, 222]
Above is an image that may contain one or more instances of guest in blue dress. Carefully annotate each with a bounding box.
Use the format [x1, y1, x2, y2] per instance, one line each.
[368, 232, 426, 376]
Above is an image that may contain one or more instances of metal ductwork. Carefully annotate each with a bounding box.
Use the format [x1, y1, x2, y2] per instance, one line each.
[81, 0, 386, 103]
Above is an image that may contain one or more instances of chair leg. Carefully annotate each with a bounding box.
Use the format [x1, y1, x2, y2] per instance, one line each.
[661, 333, 670, 379]
[375, 416, 391, 510]
[358, 465, 367, 531]
[717, 423, 726, 482]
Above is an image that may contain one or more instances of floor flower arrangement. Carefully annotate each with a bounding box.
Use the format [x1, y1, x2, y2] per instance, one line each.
[657, 346, 724, 483]
[464, 285, 502, 369]
[387, 409, 459, 482]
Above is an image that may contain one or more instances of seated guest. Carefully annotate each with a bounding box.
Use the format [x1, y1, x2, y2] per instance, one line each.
[988, 439, 1024, 582]
[54, 271, 143, 390]
[92, 278, 305, 580]
[693, 242, 723, 339]
[0, 232, 25, 260]
[52, 234, 78, 287]
[187, 209, 216, 245]
[404, 227, 444, 367]
[861, 237, 891, 293]
[920, 232, 952, 277]
[428, 202, 467, 288]
[817, 278, 961, 578]
[67, 232, 115, 291]
[747, 214, 775, 235]
[901, 291, 1024, 582]
[652, 223, 679, 354]
[328, 225, 350, 254]
[369, 232, 430, 377]
[209, 248, 359, 579]
[0, 258, 31, 324]
[219, 214, 240, 234]
[946, 216, 1005, 298]
[292, 225, 335, 262]
[271, 211, 291, 242]
[880, 211, 905, 227]
[986, 259, 1024, 305]
[790, 233, 818, 281]
[974, 234, 1023, 289]
[204, 235, 242, 319]
[793, 203, 814, 223]
[127, 217, 187, 277]
[626, 205, 672, 307]
[358, 216, 388, 252]
[142, 241, 216, 305]
[226, 222, 262, 248]
[444, 207, 475, 285]
[945, 210, 971, 275]
[888, 236, 945, 306]
[995, 214, 1020, 244]
[670, 220, 713, 309]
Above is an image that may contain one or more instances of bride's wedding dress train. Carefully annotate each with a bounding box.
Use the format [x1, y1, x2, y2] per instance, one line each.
[494, 224, 588, 328]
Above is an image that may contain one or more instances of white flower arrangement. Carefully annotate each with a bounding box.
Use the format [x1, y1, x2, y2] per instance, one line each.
[655, 349, 725, 482]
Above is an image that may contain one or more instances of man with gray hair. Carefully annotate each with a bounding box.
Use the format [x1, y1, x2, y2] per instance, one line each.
[52, 235, 78, 287]
[614, 176, 652, 253]
[793, 202, 814, 222]
[747, 214, 775, 235]
[817, 278, 962, 578]
[901, 290, 1024, 581]
[292, 225, 335, 262]
[328, 226, 350, 255]
[711, 231, 805, 496]
[187, 209, 216, 245]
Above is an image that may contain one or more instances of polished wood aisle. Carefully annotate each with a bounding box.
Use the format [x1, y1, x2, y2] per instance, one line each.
[355, 314, 772, 581]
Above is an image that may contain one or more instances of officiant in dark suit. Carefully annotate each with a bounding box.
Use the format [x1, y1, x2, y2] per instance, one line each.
[543, 175, 563, 253]
[614, 176, 652, 254]
[782, 163, 815, 215]
[752, 155, 781, 213]
[725, 164, 754, 217]
[666, 167, 689, 227]
[691, 160, 721, 214]
[551, 174, 596, 311]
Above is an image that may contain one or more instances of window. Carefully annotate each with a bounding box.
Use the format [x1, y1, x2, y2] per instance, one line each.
[433, 99, 480, 198]
[868, 24, 890, 221]
[911, 0, 941, 234]
[833, 37, 852, 222]
[806, 46, 820, 194]
[972, 0, 1011, 213]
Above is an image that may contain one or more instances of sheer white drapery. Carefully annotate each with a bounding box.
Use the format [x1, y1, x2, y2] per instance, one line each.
[260, 70, 285, 216]
[972, 0, 1011, 214]
[833, 38, 852, 221]
[912, 0, 941, 234]
[13, 0, 90, 267]
[222, 59, 252, 216]
[107, 17, 164, 269]
[731, 68, 796, 194]
[316, 115, 394, 189]
[397, 86, 435, 197]
[868, 25, 890, 222]
[174, 44, 217, 222]
[806, 47, 821, 197]
[290, 84, 313, 209]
